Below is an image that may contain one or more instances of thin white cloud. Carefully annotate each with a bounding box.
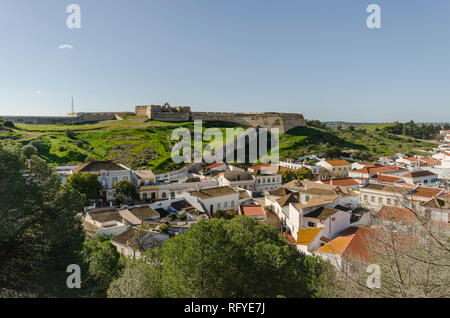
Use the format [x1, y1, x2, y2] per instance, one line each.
[36, 90, 43, 95]
[58, 44, 73, 49]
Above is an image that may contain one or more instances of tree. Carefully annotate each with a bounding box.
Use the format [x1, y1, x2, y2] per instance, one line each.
[23, 144, 38, 158]
[0, 142, 86, 297]
[81, 238, 122, 297]
[107, 258, 162, 298]
[326, 193, 450, 298]
[325, 146, 342, 159]
[66, 172, 102, 204]
[295, 167, 314, 180]
[65, 128, 75, 139]
[113, 180, 139, 203]
[159, 217, 329, 298]
[281, 170, 296, 183]
[214, 209, 234, 220]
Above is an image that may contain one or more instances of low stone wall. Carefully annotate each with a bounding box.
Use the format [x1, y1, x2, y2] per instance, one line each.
[1, 116, 76, 125]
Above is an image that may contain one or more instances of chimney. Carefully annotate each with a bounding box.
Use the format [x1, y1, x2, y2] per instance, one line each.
[330, 179, 333, 186]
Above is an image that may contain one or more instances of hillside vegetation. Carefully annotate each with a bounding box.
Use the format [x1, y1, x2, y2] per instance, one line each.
[0, 116, 437, 172]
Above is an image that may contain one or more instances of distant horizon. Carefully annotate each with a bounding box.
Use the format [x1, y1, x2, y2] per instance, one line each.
[1, 1, 449, 122]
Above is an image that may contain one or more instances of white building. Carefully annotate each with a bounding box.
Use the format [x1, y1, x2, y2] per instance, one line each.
[72, 161, 133, 201]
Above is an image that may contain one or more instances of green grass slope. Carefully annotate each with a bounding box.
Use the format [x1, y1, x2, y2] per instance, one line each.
[0, 117, 437, 172]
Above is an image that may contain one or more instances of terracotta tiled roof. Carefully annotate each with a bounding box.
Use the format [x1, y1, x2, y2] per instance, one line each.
[297, 228, 322, 246]
[408, 187, 444, 199]
[374, 174, 402, 183]
[378, 206, 416, 225]
[240, 205, 266, 216]
[205, 162, 226, 170]
[322, 178, 359, 187]
[325, 160, 351, 166]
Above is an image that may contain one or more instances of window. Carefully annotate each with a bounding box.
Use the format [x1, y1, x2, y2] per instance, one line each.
[371, 196, 375, 202]
[272, 177, 275, 182]
[308, 222, 316, 228]
[162, 192, 167, 198]
[142, 193, 148, 200]
[224, 201, 227, 208]
[112, 177, 117, 185]
[217, 203, 221, 209]
[387, 198, 391, 205]
[378, 197, 383, 204]
[231, 201, 234, 207]
[305, 196, 310, 202]
[364, 195, 368, 201]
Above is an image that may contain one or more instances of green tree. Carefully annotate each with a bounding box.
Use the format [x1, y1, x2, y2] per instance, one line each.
[0, 142, 86, 297]
[295, 167, 314, 180]
[281, 170, 296, 183]
[325, 146, 342, 159]
[66, 172, 103, 204]
[159, 217, 328, 298]
[113, 180, 139, 203]
[81, 238, 122, 297]
[214, 209, 234, 220]
[107, 257, 162, 298]
[23, 144, 38, 158]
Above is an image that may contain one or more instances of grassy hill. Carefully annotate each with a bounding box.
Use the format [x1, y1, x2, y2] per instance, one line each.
[0, 116, 437, 172]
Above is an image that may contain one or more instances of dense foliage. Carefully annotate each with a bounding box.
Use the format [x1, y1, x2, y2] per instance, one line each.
[108, 217, 332, 298]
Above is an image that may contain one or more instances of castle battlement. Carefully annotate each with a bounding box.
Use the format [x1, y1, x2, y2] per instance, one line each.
[135, 103, 306, 133]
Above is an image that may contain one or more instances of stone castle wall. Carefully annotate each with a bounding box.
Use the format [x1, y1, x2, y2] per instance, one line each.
[135, 104, 306, 133]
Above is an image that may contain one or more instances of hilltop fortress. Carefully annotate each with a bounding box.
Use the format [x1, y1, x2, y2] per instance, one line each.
[2, 103, 306, 133]
[135, 103, 306, 133]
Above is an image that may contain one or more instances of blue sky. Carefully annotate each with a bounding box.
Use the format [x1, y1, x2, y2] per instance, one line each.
[0, 0, 449, 122]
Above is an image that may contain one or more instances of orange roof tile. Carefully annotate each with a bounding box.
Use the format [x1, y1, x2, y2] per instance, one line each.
[205, 162, 226, 170]
[326, 160, 351, 166]
[240, 205, 266, 216]
[378, 206, 416, 225]
[322, 178, 359, 187]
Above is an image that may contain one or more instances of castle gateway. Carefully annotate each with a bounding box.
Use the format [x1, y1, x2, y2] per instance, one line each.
[135, 103, 306, 134]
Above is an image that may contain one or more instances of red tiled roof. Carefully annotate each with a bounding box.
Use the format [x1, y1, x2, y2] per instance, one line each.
[322, 178, 359, 187]
[409, 187, 444, 199]
[205, 162, 226, 170]
[405, 157, 419, 162]
[240, 205, 266, 216]
[284, 233, 296, 245]
[378, 206, 416, 225]
[374, 174, 402, 183]
[326, 160, 351, 166]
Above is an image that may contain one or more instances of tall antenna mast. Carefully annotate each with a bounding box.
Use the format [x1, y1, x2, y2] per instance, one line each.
[71, 96, 74, 114]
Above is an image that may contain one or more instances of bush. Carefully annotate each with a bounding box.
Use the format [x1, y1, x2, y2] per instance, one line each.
[158, 224, 169, 233]
[74, 140, 84, 148]
[58, 145, 67, 152]
[85, 156, 95, 163]
[23, 145, 37, 158]
[65, 129, 75, 139]
[3, 121, 15, 129]
[30, 140, 43, 152]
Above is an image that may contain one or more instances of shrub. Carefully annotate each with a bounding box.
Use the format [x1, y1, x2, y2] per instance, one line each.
[74, 140, 84, 148]
[3, 121, 15, 129]
[158, 224, 169, 233]
[23, 145, 38, 158]
[65, 129, 75, 139]
[30, 140, 43, 152]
